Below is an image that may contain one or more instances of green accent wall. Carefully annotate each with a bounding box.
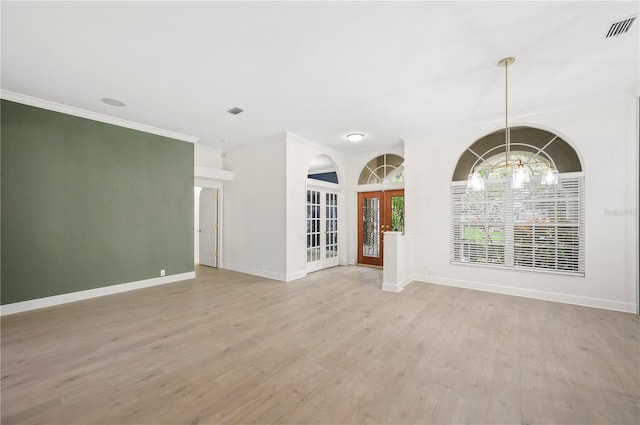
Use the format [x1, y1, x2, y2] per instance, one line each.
[1, 100, 194, 305]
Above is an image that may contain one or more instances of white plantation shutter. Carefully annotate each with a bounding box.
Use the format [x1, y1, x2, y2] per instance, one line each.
[451, 174, 584, 276]
[451, 183, 506, 266]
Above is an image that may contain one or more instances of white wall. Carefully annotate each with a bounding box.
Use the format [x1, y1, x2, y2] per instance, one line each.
[221, 132, 350, 281]
[404, 97, 638, 313]
[222, 135, 288, 280]
[195, 143, 224, 170]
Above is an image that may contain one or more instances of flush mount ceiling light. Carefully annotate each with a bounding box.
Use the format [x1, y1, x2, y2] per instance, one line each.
[467, 57, 558, 191]
[101, 97, 125, 107]
[346, 133, 365, 143]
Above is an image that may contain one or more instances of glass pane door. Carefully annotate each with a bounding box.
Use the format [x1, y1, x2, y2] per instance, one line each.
[326, 193, 338, 259]
[363, 197, 381, 258]
[358, 192, 383, 266]
[357, 190, 404, 266]
[307, 188, 340, 272]
[306, 189, 321, 263]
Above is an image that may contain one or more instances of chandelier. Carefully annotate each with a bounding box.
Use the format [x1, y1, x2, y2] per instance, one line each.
[467, 57, 558, 190]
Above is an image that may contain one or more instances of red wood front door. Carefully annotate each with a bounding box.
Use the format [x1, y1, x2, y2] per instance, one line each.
[357, 190, 404, 266]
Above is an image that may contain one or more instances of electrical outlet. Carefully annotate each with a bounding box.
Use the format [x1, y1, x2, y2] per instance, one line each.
[160, 269, 166, 277]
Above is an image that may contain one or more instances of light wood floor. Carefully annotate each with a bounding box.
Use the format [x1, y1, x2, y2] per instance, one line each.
[2, 265, 639, 424]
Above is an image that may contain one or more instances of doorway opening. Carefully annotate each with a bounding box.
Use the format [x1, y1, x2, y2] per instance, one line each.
[356, 153, 405, 267]
[357, 190, 405, 267]
[306, 154, 341, 273]
[195, 187, 220, 268]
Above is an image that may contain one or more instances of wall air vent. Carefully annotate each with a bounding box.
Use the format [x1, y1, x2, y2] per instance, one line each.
[227, 107, 244, 115]
[605, 16, 636, 38]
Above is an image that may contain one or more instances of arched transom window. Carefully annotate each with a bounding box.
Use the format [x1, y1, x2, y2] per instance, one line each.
[450, 126, 585, 276]
[452, 126, 582, 181]
[358, 154, 404, 185]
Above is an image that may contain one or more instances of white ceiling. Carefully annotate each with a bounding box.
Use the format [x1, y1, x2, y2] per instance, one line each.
[2, 1, 638, 154]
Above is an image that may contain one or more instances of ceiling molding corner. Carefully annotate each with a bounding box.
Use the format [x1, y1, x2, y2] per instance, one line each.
[0, 90, 200, 143]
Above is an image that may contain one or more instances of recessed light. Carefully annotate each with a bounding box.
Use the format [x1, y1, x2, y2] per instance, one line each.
[346, 133, 365, 143]
[101, 98, 125, 107]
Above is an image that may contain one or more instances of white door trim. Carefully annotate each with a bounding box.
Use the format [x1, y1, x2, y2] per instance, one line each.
[199, 188, 218, 268]
[195, 182, 224, 269]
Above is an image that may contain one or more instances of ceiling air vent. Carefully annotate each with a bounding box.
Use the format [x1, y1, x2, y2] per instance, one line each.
[605, 16, 636, 38]
[227, 106, 244, 115]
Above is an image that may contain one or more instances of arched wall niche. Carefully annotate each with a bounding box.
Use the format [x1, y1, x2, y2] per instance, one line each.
[308, 154, 341, 184]
[452, 126, 583, 181]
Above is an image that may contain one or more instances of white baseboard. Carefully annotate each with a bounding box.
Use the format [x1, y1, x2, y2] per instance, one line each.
[286, 271, 307, 282]
[221, 264, 305, 282]
[222, 263, 286, 282]
[382, 277, 414, 293]
[382, 282, 402, 293]
[414, 274, 638, 313]
[0, 271, 196, 316]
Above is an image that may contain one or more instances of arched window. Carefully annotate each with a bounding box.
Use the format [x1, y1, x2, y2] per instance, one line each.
[358, 154, 404, 185]
[450, 126, 585, 276]
[452, 126, 582, 181]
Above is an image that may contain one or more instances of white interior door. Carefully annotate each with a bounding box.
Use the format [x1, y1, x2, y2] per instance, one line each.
[199, 188, 218, 268]
[306, 188, 339, 273]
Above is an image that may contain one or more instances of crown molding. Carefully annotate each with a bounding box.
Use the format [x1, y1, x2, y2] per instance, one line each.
[1, 90, 199, 143]
[285, 131, 345, 158]
[224, 132, 286, 152]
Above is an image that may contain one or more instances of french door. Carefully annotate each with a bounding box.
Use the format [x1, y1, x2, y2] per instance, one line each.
[357, 190, 405, 266]
[306, 188, 340, 273]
